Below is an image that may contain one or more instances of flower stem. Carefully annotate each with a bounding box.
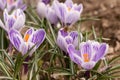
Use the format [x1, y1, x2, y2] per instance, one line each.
[84, 71, 90, 79]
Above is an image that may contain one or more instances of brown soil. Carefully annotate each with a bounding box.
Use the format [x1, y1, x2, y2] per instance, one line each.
[75, 0, 120, 55]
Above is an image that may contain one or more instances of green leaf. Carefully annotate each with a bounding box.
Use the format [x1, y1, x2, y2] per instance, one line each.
[105, 64, 120, 73]
[0, 76, 14, 80]
[0, 49, 15, 67]
[93, 60, 101, 70]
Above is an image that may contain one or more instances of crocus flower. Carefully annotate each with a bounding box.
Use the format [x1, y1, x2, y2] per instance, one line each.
[42, 0, 50, 5]
[0, 9, 25, 32]
[0, 0, 6, 10]
[53, 0, 83, 26]
[0, 0, 26, 12]
[8, 28, 46, 56]
[45, 4, 59, 25]
[37, 0, 50, 19]
[57, 28, 82, 53]
[67, 40, 108, 70]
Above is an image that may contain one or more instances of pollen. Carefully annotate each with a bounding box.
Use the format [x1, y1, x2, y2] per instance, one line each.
[24, 34, 30, 42]
[7, 0, 11, 4]
[7, 0, 10, 2]
[14, 15, 17, 19]
[68, 7, 71, 11]
[83, 53, 90, 62]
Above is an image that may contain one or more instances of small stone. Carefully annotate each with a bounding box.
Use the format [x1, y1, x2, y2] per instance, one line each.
[115, 41, 120, 51]
[108, 46, 114, 53]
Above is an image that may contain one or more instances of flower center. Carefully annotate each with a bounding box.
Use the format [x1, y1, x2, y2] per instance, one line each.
[83, 53, 89, 62]
[68, 7, 71, 11]
[14, 15, 17, 19]
[24, 34, 30, 42]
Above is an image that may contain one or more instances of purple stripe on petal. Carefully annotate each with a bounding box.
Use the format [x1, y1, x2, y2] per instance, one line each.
[8, 17, 15, 29]
[0, 0, 6, 10]
[20, 4, 27, 11]
[58, 4, 66, 23]
[9, 29, 22, 50]
[70, 31, 79, 47]
[59, 29, 68, 37]
[9, 29, 21, 39]
[65, 11, 80, 25]
[46, 6, 59, 25]
[25, 28, 34, 35]
[73, 4, 83, 12]
[12, 36, 21, 49]
[65, 36, 73, 44]
[91, 41, 99, 53]
[16, 0, 23, 7]
[65, 0, 73, 8]
[93, 43, 108, 62]
[4, 9, 8, 23]
[42, 0, 50, 5]
[31, 29, 46, 48]
[16, 0, 27, 11]
[67, 44, 82, 65]
[53, 1, 67, 24]
[80, 42, 92, 60]
[70, 31, 78, 40]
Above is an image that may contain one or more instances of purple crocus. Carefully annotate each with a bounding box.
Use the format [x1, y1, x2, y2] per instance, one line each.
[45, 5, 59, 25]
[42, 0, 50, 5]
[57, 28, 82, 53]
[0, 9, 25, 32]
[0, 0, 6, 10]
[67, 40, 109, 70]
[37, 0, 50, 19]
[53, 0, 83, 26]
[0, 0, 26, 12]
[8, 28, 46, 56]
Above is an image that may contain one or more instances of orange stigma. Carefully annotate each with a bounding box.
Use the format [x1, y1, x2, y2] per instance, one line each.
[83, 53, 90, 62]
[24, 34, 30, 42]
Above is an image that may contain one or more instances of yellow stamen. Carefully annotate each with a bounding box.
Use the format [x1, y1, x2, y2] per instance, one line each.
[68, 7, 71, 11]
[7, 0, 11, 3]
[14, 15, 17, 19]
[24, 34, 30, 42]
[83, 53, 89, 62]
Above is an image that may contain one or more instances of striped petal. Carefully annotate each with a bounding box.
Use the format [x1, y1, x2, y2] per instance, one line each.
[12, 9, 25, 31]
[24, 28, 34, 42]
[65, 11, 80, 25]
[67, 44, 82, 65]
[29, 29, 46, 48]
[46, 5, 59, 25]
[0, 0, 6, 10]
[65, 0, 73, 8]
[9, 29, 26, 54]
[79, 41, 92, 62]
[37, 2, 47, 19]
[93, 43, 108, 62]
